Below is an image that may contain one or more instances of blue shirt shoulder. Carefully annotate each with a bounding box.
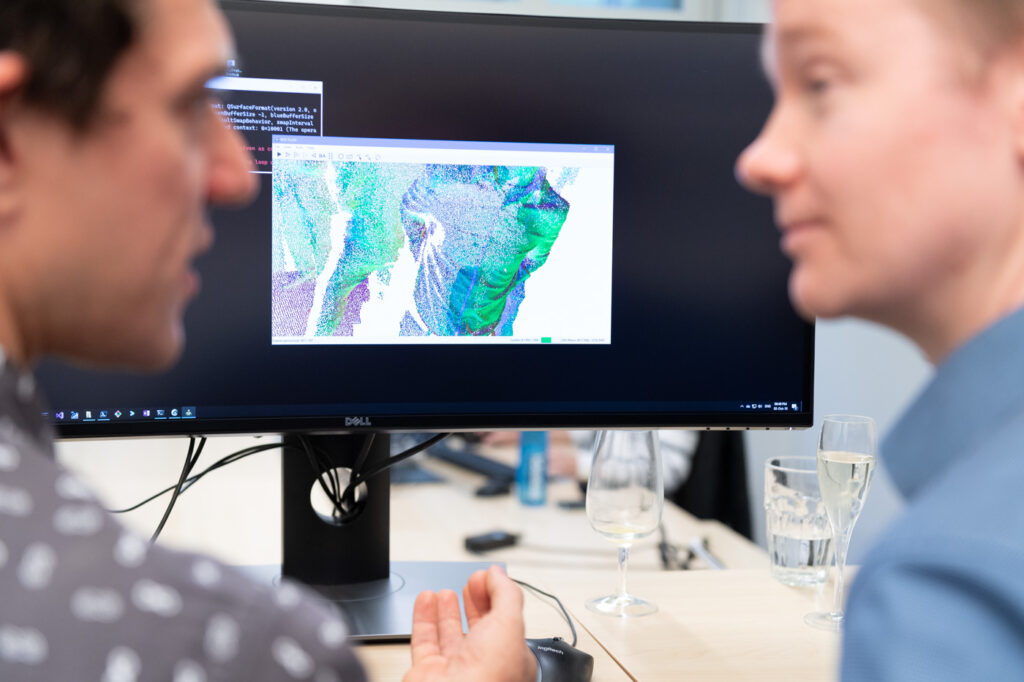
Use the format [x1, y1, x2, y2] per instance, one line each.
[842, 308, 1024, 681]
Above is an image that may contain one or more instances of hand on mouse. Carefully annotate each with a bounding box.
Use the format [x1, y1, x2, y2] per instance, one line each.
[404, 565, 537, 682]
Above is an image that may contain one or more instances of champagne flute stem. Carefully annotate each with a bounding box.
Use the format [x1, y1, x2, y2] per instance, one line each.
[617, 545, 630, 600]
[831, 530, 851, 615]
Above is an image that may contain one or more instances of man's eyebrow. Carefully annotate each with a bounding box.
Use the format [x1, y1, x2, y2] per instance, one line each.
[199, 62, 232, 89]
[759, 24, 841, 80]
[175, 61, 232, 106]
[774, 24, 842, 55]
[192, 49, 240, 90]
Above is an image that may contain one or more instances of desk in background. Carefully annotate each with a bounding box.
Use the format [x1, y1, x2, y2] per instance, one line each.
[60, 437, 839, 681]
[357, 453, 839, 681]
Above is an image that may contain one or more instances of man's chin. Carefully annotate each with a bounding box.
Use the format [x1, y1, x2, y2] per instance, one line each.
[789, 272, 848, 322]
[132, 333, 186, 373]
[68, 331, 185, 374]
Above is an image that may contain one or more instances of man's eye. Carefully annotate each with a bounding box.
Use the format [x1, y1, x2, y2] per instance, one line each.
[803, 76, 832, 96]
[181, 89, 222, 118]
[203, 90, 227, 112]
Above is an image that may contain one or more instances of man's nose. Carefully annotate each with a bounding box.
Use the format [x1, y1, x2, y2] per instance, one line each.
[734, 109, 800, 197]
[206, 108, 258, 206]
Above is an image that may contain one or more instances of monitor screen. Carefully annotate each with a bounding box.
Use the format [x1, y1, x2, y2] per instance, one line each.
[37, 2, 812, 438]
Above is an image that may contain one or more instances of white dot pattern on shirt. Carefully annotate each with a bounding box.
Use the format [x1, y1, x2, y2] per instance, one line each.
[0, 419, 30, 452]
[102, 645, 141, 682]
[272, 637, 315, 679]
[53, 503, 104, 536]
[131, 579, 183, 617]
[71, 587, 126, 624]
[0, 399, 363, 682]
[54, 473, 94, 501]
[173, 659, 208, 682]
[0, 442, 19, 471]
[15, 374, 34, 403]
[0, 624, 48, 665]
[204, 613, 240, 664]
[17, 542, 56, 590]
[0, 483, 32, 517]
[113, 531, 148, 568]
[191, 559, 221, 588]
[318, 619, 347, 649]
[276, 581, 304, 609]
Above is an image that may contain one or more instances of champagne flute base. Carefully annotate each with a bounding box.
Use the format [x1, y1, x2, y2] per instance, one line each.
[804, 610, 843, 631]
[586, 594, 657, 617]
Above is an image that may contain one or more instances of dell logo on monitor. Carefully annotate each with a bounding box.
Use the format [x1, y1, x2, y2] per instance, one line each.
[345, 417, 372, 427]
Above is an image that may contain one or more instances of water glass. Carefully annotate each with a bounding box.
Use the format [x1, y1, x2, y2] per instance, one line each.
[764, 456, 831, 586]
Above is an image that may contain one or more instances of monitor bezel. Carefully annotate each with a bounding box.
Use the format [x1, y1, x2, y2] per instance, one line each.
[51, 3, 813, 439]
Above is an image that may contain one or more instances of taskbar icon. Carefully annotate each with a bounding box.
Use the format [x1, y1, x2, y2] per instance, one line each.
[50, 406, 198, 423]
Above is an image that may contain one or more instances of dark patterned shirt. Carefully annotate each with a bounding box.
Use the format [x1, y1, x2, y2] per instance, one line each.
[0, 348, 367, 681]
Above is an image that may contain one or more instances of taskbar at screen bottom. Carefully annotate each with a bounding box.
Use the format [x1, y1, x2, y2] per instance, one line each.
[49, 400, 810, 437]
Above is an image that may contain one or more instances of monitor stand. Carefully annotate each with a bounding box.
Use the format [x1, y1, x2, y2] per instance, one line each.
[275, 433, 494, 641]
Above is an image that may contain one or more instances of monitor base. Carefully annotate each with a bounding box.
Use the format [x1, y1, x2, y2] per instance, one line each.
[241, 560, 499, 641]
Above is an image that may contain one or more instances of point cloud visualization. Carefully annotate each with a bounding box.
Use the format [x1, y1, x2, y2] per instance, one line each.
[271, 136, 615, 346]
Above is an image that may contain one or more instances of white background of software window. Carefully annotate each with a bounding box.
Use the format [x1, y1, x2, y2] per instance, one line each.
[512, 165, 614, 341]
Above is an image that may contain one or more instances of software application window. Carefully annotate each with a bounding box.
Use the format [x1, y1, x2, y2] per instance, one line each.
[207, 76, 324, 173]
[270, 136, 615, 346]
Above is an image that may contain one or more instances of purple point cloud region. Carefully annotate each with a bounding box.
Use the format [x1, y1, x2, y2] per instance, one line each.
[336, 279, 370, 336]
[271, 271, 314, 337]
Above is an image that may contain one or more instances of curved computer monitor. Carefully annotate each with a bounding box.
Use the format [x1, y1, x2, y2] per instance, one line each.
[38, 2, 811, 438]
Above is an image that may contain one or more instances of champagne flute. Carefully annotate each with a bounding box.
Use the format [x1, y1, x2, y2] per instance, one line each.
[585, 430, 663, 617]
[805, 414, 877, 631]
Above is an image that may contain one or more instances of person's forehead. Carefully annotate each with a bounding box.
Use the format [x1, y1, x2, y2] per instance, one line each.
[760, 0, 854, 80]
[763, 0, 949, 74]
[768, 0, 889, 50]
[130, 0, 235, 78]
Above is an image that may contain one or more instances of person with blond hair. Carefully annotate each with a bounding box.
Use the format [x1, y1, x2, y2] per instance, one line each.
[737, 0, 1024, 677]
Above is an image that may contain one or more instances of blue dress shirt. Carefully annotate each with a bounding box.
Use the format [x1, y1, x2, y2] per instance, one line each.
[842, 307, 1024, 680]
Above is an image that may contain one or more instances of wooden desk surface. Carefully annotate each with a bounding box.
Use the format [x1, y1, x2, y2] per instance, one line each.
[61, 438, 837, 681]
[380, 459, 838, 681]
[514, 569, 839, 682]
[396, 455, 768, 573]
[355, 583, 632, 682]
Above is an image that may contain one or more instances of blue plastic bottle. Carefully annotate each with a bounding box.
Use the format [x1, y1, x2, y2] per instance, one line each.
[517, 431, 548, 506]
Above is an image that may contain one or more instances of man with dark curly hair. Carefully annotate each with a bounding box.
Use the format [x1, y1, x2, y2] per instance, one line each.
[0, 1, 534, 680]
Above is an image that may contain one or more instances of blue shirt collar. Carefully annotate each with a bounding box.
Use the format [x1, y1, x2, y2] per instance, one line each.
[884, 306, 1024, 499]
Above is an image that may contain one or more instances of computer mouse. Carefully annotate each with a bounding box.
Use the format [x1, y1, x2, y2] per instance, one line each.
[526, 637, 594, 682]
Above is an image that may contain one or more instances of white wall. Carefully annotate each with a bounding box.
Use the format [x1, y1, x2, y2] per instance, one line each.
[262, 0, 770, 22]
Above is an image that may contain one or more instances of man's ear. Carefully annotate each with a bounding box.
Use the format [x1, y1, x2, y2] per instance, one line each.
[0, 52, 28, 221]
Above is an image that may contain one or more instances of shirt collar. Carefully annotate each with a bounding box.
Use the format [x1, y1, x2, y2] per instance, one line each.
[0, 347, 55, 454]
[884, 306, 1024, 499]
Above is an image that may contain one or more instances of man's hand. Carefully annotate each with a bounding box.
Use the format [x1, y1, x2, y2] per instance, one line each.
[404, 565, 537, 682]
